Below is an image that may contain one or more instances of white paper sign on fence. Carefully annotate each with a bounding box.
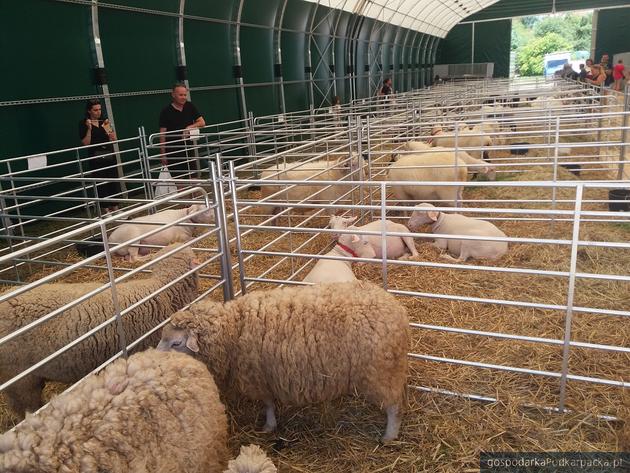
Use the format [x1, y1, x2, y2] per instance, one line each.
[27, 154, 47, 170]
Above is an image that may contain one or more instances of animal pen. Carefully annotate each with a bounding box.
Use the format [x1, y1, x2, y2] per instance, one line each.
[1, 77, 629, 470]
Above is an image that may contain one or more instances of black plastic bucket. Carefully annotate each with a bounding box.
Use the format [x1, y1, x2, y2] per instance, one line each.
[561, 164, 581, 176]
[510, 142, 530, 155]
[75, 235, 104, 258]
[608, 189, 630, 212]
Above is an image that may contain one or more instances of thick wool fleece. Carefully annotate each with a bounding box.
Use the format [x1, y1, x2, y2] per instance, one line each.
[171, 280, 409, 411]
[0, 349, 229, 473]
[0, 244, 198, 418]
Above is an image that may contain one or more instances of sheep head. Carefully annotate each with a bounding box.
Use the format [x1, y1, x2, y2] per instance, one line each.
[408, 203, 440, 231]
[337, 230, 376, 259]
[187, 204, 215, 224]
[157, 320, 199, 355]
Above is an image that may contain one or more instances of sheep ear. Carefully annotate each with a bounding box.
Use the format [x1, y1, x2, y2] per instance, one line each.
[190, 257, 201, 268]
[351, 234, 360, 243]
[428, 211, 439, 222]
[186, 332, 199, 353]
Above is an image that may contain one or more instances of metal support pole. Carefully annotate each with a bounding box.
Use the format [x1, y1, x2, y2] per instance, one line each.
[89, 0, 125, 196]
[380, 182, 388, 291]
[274, 0, 289, 115]
[454, 122, 460, 208]
[471, 22, 475, 66]
[100, 222, 128, 358]
[176, 0, 190, 92]
[211, 160, 234, 301]
[617, 85, 630, 180]
[227, 161, 247, 297]
[234, 0, 248, 120]
[551, 117, 560, 225]
[138, 126, 156, 202]
[558, 184, 584, 411]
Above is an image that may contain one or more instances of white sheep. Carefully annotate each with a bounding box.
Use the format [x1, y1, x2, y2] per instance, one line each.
[408, 203, 508, 262]
[260, 154, 361, 223]
[0, 349, 229, 473]
[302, 232, 376, 284]
[0, 244, 198, 418]
[387, 151, 468, 209]
[224, 445, 277, 473]
[403, 140, 431, 151]
[157, 281, 410, 442]
[109, 204, 214, 262]
[430, 126, 493, 160]
[329, 215, 418, 260]
[470, 120, 502, 145]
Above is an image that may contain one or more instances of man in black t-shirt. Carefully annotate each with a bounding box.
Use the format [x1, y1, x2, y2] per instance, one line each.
[158, 83, 205, 178]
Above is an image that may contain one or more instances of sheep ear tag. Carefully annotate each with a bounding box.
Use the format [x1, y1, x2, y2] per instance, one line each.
[186, 332, 200, 353]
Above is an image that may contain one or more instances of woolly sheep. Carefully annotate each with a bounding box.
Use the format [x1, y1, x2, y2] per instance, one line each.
[329, 215, 418, 260]
[408, 203, 508, 262]
[302, 232, 376, 284]
[157, 281, 410, 442]
[430, 127, 494, 160]
[224, 445, 277, 473]
[387, 151, 468, 208]
[260, 154, 362, 223]
[108, 204, 215, 262]
[0, 349, 229, 473]
[0, 244, 198, 418]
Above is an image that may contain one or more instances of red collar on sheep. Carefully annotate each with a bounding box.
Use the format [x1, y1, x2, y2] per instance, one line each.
[336, 242, 358, 258]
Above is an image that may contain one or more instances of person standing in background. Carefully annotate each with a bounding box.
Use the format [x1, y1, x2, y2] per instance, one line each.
[158, 83, 205, 180]
[613, 60, 625, 92]
[79, 99, 121, 215]
[586, 64, 606, 87]
[378, 78, 393, 96]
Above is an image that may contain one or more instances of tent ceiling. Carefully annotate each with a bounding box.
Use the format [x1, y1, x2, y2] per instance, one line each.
[301, 0, 500, 38]
[462, 0, 630, 22]
[302, 0, 629, 37]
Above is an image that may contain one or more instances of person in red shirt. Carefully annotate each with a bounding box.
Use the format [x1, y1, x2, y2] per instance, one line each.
[613, 60, 625, 92]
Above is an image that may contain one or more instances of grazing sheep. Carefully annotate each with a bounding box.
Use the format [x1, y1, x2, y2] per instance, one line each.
[430, 126, 494, 160]
[329, 215, 418, 259]
[0, 349, 229, 473]
[260, 154, 361, 223]
[303, 232, 376, 284]
[109, 204, 215, 262]
[224, 445, 277, 473]
[157, 281, 410, 442]
[0, 244, 198, 418]
[408, 203, 508, 262]
[387, 151, 468, 209]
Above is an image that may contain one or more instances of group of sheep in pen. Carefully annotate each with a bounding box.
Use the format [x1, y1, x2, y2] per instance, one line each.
[0, 236, 409, 471]
[0, 106, 565, 471]
[260, 122, 509, 284]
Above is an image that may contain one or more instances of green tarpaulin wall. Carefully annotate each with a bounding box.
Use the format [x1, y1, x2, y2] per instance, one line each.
[436, 20, 512, 78]
[594, 7, 630, 62]
[0, 0, 440, 163]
